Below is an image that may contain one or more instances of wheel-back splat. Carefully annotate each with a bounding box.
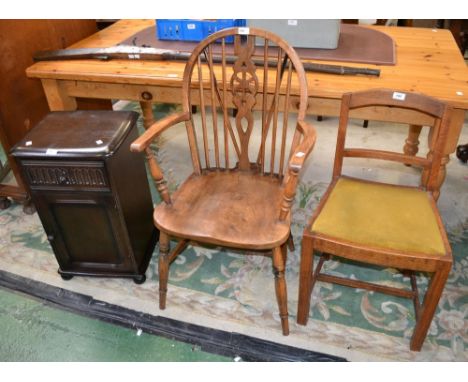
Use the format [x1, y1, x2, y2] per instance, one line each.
[230, 35, 259, 170]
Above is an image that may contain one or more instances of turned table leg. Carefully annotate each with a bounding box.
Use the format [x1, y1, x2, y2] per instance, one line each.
[434, 109, 465, 197]
[422, 109, 465, 200]
[403, 124, 423, 159]
[433, 155, 450, 200]
[140, 101, 155, 130]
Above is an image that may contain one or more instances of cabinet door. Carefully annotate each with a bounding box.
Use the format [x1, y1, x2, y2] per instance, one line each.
[33, 191, 135, 274]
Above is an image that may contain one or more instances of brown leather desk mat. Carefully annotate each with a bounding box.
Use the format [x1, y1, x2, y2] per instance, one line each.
[120, 24, 395, 66]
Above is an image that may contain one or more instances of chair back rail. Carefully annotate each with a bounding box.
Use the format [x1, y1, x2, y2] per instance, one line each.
[332, 89, 452, 194]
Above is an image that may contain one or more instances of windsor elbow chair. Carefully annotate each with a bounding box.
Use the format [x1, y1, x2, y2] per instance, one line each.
[131, 27, 316, 335]
[297, 89, 453, 351]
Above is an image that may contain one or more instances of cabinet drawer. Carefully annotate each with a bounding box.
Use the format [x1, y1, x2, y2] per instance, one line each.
[21, 160, 110, 191]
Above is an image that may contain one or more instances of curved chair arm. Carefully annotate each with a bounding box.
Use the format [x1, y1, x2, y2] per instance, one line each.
[279, 120, 317, 221]
[130, 111, 191, 152]
[288, 120, 317, 171]
[130, 111, 190, 205]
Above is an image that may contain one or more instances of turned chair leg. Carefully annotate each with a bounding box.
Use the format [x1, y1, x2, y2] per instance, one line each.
[140, 101, 155, 130]
[281, 242, 287, 267]
[272, 246, 289, 335]
[158, 231, 170, 310]
[297, 236, 314, 325]
[410, 264, 451, 351]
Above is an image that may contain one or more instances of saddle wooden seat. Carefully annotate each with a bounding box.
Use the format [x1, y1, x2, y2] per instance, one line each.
[154, 171, 290, 249]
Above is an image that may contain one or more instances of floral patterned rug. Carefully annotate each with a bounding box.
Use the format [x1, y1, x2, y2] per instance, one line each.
[0, 103, 466, 361]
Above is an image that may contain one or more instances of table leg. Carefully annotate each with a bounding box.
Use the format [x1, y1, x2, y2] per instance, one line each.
[437, 109, 466, 198]
[422, 108, 466, 200]
[41, 79, 77, 111]
[403, 124, 423, 157]
[140, 101, 155, 130]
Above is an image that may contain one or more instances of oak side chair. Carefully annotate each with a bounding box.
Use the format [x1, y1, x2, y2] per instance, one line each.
[297, 89, 453, 351]
[131, 27, 317, 335]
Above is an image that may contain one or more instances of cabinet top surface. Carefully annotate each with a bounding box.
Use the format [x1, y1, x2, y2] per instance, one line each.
[11, 110, 138, 158]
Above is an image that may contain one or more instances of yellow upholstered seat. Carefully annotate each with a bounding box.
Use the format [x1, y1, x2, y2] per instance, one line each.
[311, 177, 446, 256]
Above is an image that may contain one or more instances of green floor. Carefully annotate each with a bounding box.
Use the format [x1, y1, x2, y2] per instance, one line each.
[0, 286, 231, 361]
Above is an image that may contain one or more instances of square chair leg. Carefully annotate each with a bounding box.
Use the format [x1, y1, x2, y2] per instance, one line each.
[297, 235, 314, 325]
[410, 264, 451, 351]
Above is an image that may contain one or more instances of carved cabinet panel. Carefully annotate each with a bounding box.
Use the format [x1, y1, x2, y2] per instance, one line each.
[33, 190, 134, 272]
[22, 161, 109, 190]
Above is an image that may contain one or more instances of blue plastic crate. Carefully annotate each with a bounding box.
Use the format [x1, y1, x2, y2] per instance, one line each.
[156, 19, 182, 41]
[155, 19, 246, 42]
[202, 19, 246, 43]
[181, 20, 205, 42]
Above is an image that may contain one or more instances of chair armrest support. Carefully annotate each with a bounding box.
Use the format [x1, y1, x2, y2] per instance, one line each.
[145, 147, 172, 205]
[131, 111, 190, 205]
[288, 120, 317, 171]
[130, 111, 191, 152]
[279, 120, 317, 221]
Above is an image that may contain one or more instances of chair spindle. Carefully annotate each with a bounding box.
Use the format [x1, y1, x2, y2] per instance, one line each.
[197, 54, 210, 168]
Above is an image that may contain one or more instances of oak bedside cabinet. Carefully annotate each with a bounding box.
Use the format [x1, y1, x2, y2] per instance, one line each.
[11, 110, 158, 284]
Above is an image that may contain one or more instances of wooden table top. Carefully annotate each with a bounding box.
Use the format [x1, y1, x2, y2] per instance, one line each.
[26, 19, 468, 109]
